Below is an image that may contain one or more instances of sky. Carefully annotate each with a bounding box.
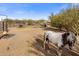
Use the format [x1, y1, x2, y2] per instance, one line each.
[0, 3, 71, 20]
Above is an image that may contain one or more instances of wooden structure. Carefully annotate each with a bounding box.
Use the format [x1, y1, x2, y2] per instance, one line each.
[0, 14, 8, 37]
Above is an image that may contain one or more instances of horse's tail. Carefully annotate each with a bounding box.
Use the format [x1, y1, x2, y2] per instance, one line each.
[44, 32, 49, 43]
[43, 32, 49, 50]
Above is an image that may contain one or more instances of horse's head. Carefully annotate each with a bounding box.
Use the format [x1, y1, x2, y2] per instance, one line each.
[67, 32, 77, 50]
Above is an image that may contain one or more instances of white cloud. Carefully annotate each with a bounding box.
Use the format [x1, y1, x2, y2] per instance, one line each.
[0, 16, 7, 21]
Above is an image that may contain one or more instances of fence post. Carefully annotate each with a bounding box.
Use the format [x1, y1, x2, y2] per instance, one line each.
[2, 20, 4, 32]
[5, 18, 8, 32]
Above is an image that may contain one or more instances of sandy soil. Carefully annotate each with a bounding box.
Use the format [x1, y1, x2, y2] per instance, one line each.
[0, 26, 79, 56]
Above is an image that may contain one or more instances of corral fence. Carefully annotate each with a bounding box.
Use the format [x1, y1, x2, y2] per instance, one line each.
[0, 14, 8, 36]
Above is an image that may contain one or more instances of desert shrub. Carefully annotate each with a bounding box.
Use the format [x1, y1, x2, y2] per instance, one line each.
[49, 7, 79, 33]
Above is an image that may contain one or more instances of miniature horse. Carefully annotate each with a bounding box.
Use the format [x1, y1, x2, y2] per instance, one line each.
[44, 31, 77, 55]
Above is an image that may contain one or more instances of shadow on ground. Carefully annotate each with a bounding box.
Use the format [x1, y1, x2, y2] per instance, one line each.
[28, 34, 58, 56]
[43, 27, 66, 32]
[28, 34, 79, 56]
[0, 34, 15, 39]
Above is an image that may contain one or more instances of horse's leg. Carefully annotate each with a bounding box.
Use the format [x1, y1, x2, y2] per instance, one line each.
[43, 34, 49, 50]
[68, 41, 73, 50]
[57, 43, 64, 56]
[44, 40, 49, 49]
[57, 47, 63, 56]
[46, 40, 50, 53]
[43, 40, 50, 55]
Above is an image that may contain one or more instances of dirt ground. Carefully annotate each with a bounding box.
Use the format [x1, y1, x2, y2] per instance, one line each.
[0, 26, 79, 56]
